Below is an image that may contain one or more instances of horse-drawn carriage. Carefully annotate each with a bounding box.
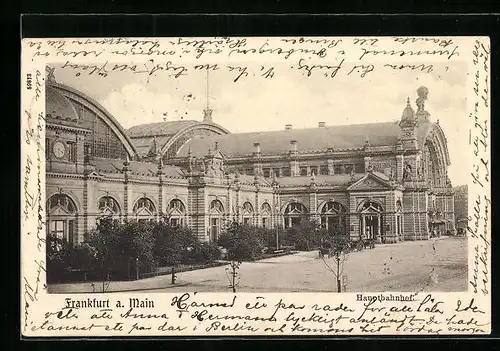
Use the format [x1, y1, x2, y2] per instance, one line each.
[318, 236, 375, 258]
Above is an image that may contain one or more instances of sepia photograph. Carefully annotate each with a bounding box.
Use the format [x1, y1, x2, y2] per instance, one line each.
[44, 59, 467, 295]
[21, 35, 490, 336]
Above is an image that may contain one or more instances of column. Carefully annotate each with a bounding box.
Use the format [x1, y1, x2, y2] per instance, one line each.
[377, 215, 381, 243]
[309, 191, 318, 223]
[83, 177, 88, 235]
[396, 155, 404, 181]
[416, 189, 421, 239]
[158, 180, 163, 218]
[254, 189, 260, 226]
[76, 134, 86, 174]
[361, 216, 365, 238]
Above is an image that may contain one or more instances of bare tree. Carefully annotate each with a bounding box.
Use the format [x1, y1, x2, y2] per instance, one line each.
[225, 260, 241, 293]
[320, 235, 350, 292]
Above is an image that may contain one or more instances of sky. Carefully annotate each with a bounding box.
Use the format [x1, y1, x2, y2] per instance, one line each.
[53, 60, 469, 186]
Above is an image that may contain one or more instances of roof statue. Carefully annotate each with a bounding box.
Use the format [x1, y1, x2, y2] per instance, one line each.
[415, 86, 431, 121]
[416, 86, 429, 112]
[203, 69, 213, 122]
[46, 66, 56, 83]
[148, 136, 158, 157]
[203, 107, 213, 122]
[272, 172, 278, 185]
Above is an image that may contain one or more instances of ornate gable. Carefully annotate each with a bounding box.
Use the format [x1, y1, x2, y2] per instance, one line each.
[347, 173, 393, 191]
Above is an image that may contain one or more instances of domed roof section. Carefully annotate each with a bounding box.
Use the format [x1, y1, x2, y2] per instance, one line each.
[400, 97, 416, 127]
[46, 77, 142, 160]
[46, 85, 79, 120]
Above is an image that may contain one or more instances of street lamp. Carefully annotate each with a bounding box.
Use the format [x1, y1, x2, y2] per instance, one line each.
[136, 257, 139, 280]
[275, 205, 280, 252]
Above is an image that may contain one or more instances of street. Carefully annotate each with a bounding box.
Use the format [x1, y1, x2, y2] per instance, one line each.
[49, 236, 467, 293]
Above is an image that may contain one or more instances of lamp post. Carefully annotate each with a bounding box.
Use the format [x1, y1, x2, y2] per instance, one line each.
[136, 257, 139, 280]
[275, 205, 280, 252]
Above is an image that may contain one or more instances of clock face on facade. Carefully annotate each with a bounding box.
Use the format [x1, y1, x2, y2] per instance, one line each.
[52, 141, 66, 159]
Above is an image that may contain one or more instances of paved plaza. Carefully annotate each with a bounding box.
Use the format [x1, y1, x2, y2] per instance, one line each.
[50, 236, 467, 294]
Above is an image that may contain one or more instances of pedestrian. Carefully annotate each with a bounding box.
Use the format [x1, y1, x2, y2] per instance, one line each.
[432, 243, 436, 254]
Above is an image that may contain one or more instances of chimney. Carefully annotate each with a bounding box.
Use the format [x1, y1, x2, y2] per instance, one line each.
[290, 140, 298, 153]
[285, 124, 292, 131]
[253, 142, 261, 156]
[318, 122, 326, 128]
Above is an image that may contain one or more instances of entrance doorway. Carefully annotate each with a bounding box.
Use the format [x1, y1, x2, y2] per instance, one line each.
[359, 200, 385, 243]
[362, 215, 379, 240]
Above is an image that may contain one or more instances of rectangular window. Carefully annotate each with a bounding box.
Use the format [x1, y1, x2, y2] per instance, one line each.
[282, 168, 291, 177]
[284, 218, 290, 229]
[320, 165, 329, 175]
[263, 168, 270, 178]
[334, 165, 342, 174]
[274, 169, 280, 177]
[211, 218, 219, 242]
[345, 164, 354, 174]
[246, 168, 254, 176]
[262, 218, 267, 228]
[50, 220, 66, 239]
[320, 217, 326, 229]
[46, 138, 51, 160]
[171, 218, 179, 227]
[310, 167, 318, 175]
[243, 218, 250, 225]
[291, 217, 301, 227]
[68, 220, 75, 246]
[355, 163, 365, 173]
[300, 167, 307, 176]
[67, 142, 77, 162]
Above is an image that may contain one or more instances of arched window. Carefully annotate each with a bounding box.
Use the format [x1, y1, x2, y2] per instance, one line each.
[72, 99, 129, 160]
[47, 193, 78, 247]
[242, 202, 254, 226]
[320, 201, 347, 234]
[132, 197, 157, 223]
[284, 202, 308, 229]
[98, 196, 120, 216]
[261, 203, 272, 228]
[168, 199, 186, 227]
[209, 200, 224, 242]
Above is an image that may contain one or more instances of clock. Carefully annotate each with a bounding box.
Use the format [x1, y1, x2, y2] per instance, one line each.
[52, 141, 66, 159]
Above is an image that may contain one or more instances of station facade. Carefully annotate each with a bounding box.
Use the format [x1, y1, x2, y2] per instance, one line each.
[45, 71, 456, 245]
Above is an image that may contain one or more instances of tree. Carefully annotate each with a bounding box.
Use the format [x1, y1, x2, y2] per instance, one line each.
[153, 221, 197, 266]
[218, 222, 264, 261]
[285, 218, 321, 251]
[46, 233, 71, 283]
[87, 216, 157, 282]
[153, 220, 220, 265]
[319, 234, 351, 292]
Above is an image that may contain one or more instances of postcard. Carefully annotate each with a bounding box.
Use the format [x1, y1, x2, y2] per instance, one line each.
[21, 36, 490, 336]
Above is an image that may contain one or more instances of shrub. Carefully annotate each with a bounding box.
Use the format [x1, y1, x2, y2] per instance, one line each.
[46, 234, 72, 283]
[218, 222, 265, 261]
[86, 217, 157, 281]
[184, 241, 221, 264]
[152, 221, 198, 266]
[285, 218, 322, 251]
